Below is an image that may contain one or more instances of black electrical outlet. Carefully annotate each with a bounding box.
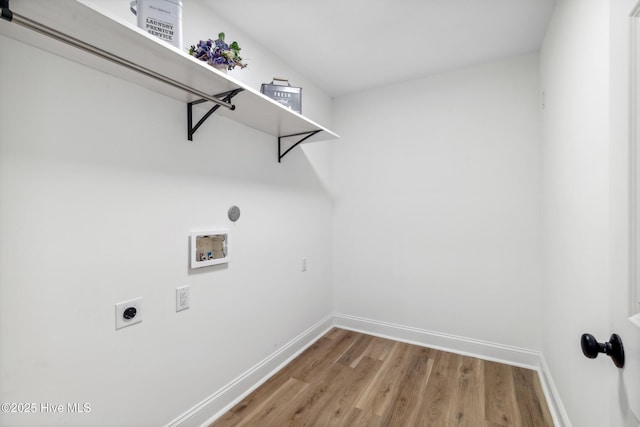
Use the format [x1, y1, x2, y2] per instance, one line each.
[123, 307, 137, 320]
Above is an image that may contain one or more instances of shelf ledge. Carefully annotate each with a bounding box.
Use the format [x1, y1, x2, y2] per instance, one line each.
[0, 0, 339, 162]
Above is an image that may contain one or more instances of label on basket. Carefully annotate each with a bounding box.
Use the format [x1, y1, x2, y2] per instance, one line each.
[261, 83, 302, 114]
[131, 0, 183, 49]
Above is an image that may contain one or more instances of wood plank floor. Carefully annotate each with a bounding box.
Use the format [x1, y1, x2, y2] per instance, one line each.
[211, 328, 553, 427]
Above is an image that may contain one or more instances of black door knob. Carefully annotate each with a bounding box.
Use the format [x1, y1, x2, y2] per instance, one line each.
[580, 333, 625, 368]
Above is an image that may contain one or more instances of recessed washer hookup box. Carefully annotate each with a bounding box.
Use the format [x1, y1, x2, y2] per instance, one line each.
[190, 230, 229, 268]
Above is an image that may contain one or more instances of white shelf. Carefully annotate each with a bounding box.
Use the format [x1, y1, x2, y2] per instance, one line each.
[0, 0, 339, 147]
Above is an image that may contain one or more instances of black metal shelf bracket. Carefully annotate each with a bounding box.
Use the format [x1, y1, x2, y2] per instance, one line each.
[187, 88, 244, 141]
[1, 0, 14, 21]
[278, 130, 322, 163]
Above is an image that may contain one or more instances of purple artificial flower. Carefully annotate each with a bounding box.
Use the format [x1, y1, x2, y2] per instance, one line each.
[189, 35, 245, 69]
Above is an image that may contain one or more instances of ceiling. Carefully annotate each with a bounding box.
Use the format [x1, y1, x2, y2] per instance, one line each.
[203, 0, 557, 98]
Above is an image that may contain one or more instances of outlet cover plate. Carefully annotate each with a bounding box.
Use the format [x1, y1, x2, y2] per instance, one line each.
[176, 286, 190, 312]
[115, 297, 142, 330]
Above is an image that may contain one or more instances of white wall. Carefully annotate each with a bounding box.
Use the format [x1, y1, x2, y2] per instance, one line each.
[0, 12, 333, 425]
[331, 54, 543, 350]
[539, 0, 611, 426]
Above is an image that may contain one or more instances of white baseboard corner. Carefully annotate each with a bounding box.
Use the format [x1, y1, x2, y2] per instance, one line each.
[332, 313, 540, 369]
[164, 314, 334, 427]
[332, 313, 570, 427]
[538, 355, 572, 427]
[166, 312, 569, 427]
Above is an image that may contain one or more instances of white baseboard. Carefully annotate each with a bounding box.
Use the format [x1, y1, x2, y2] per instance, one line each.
[167, 312, 569, 427]
[333, 313, 570, 427]
[333, 313, 540, 369]
[164, 313, 334, 427]
[538, 355, 572, 427]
